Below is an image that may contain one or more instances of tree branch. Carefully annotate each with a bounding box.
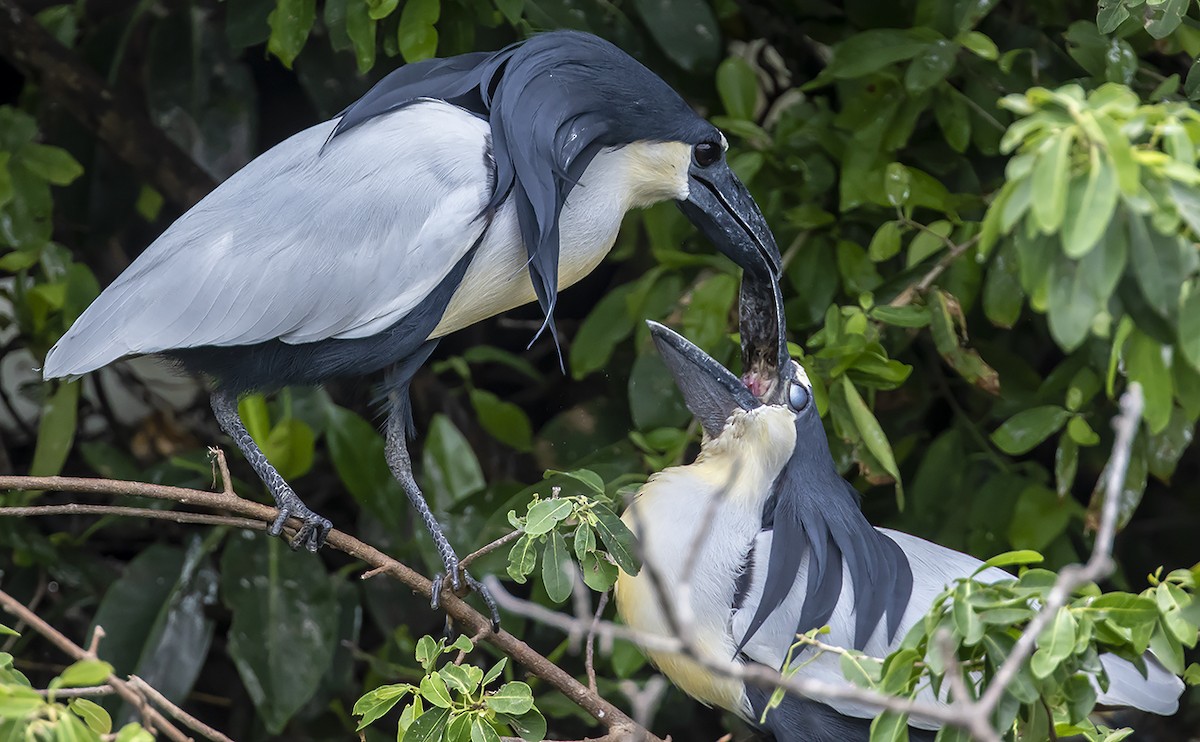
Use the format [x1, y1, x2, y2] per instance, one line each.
[0, 0, 215, 207]
[0, 472, 660, 742]
[0, 589, 191, 742]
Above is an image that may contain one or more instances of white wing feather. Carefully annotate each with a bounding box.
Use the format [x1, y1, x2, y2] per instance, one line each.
[732, 528, 1182, 726]
[44, 100, 492, 378]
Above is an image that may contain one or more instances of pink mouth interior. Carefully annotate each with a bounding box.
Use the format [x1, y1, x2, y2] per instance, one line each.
[741, 371, 768, 399]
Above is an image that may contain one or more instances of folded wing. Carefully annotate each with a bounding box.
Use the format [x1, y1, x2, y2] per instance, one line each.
[44, 100, 492, 379]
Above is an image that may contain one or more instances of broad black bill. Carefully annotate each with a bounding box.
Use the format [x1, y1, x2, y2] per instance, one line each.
[679, 161, 781, 282]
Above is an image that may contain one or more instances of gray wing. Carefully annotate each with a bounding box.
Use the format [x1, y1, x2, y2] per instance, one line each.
[732, 528, 1182, 726]
[44, 100, 493, 379]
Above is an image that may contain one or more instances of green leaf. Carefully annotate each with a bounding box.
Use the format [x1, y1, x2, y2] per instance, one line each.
[1008, 485, 1072, 550]
[547, 468, 605, 495]
[397, 0, 439, 61]
[267, 0, 316, 67]
[869, 710, 909, 742]
[221, 536, 338, 733]
[573, 524, 596, 562]
[841, 378, 903, 493]
[541, 530, 573, 603]
[344, 0, 377, 73]
[1061, 152, 1118, 258]
[823, 29, 934, 79]
[67, 699, 111, 735]
[450, 634, 474, 654]
[353, 685, 412, 730]
[1125, 331, 1173, 434]
[1063, 673, 1098, 724]
[592, 504, 640, 576]
[506, 534, 538, 583]
[523, 499, 572, 536]
[482, 658, 507, 687]
[631, 0, 720, 72]
[884, 163, 912, 207]
[1083, 593, 1159, 626]
[262, 417, 315, 481]
[29, 380, 79, 478]
[904, 38, 956, 94]
[484, 680, 534, 715]
[716, 57, 757, 120]
[990, 406, 1071, 455]
[446, 712, 473, 742]
[982, 244, 1024, 328]
[1179, 284, 1200, 372]
[469, 389, 533, 452]
[1031, 607, 1077, 679]
[569, 282, 636, 379]
[56, 659, 112, 688]
[403, 706, 450, 742]
[440, 663, 480, 696]
[581, 551, 618, 592]
[499, 708, 547, 742]
[953, 590, 985, 646]
[958, 31, 997, 60]
[17, 144, 82, 186]
[470, 716, 502, 742]
[326, 406, 405, 530]
[1031, 130, 1073, 234]
[1128, 216, 1185, 321]
[868, 221, 903, 262]
[415, 636, 439, 668]
[934, 85, 971, 153]
[980, 550, 1044, 571]
[421, 414, 485, 508]
[419, 672, 453, 708]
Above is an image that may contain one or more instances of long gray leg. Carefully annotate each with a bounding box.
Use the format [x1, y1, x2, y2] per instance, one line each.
[382, 366, 500, 629]
[211, 390, 331, 552]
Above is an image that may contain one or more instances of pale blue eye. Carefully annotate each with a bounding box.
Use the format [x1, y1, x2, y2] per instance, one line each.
[787, 382, 810, 412]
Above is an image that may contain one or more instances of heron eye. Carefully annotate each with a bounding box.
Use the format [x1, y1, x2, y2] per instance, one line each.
[787, 382, 810, 412]
[693, 141, 721, 167]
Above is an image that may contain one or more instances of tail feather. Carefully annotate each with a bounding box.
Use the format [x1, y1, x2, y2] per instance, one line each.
[1096, 654, 1184, 717]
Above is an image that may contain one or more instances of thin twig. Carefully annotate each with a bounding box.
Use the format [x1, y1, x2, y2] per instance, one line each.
[0, 475, 658, 741]
[208, 447, 235, 497]
[0, 588, 190, 742]
[129, 675, 236, 742]
[586, 592, 610, 694]
[36, 685, 115, 698]
[0, 503, 267, 531]
[889, 234, 981, 308]
[460, 529, 523, 570]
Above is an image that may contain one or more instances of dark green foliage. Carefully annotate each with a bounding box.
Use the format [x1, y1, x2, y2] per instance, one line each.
[3, 0, 1200, 739]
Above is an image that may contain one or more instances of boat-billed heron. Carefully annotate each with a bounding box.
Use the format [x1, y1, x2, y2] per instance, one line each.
[40, 30, 780, 619]
[615, 291, 1183, 740]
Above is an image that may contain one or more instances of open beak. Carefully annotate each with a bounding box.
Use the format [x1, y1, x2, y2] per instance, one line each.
[678, 161, 781, 281]
[647, 320, 760, 438]
[739, 271, 790, 406]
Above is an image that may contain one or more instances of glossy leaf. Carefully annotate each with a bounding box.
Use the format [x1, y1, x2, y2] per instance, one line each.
[990, 406, 1071, 455]
[221, 535, 338, 733]
[541, 530, 573, 603]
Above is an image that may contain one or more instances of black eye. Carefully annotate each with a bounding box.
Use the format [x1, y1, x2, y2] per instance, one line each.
[693, 141, 721, 167]
[787, 382, 810, 412]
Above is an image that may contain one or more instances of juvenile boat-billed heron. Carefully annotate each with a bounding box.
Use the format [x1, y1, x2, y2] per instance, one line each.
[40, 30, 780, 617]
[615, 291, 1183, 740]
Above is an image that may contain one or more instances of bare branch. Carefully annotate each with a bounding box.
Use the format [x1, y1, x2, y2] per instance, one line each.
[888, 234, 981, 308]
[0, 588, 190, 742]
[0, 474, 658, 741]
[587, 591, 610, 694]
[128, 675, 236, 742]
[461, 529, 523, 570]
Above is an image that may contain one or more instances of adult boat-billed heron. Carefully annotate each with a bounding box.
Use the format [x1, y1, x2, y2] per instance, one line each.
[40, 30, 780, 621]
[615, 286, 1183, 740]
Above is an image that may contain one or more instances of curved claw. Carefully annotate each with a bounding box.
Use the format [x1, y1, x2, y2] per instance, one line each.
[463, 573, 502, 632]
[430, 574, 446, 610]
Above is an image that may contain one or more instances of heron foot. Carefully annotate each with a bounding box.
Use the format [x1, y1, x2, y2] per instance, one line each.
[267, 488, 332, 552]
[431, 562, 502, 632]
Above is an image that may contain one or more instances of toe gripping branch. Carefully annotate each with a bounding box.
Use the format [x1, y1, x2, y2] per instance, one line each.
[210, 390, 332, 552]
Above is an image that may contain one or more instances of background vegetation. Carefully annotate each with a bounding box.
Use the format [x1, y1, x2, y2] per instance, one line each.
[1, 0, 1200, 739]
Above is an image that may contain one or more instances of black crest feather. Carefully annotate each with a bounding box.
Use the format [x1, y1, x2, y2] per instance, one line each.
[329, 31, 714, 352]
